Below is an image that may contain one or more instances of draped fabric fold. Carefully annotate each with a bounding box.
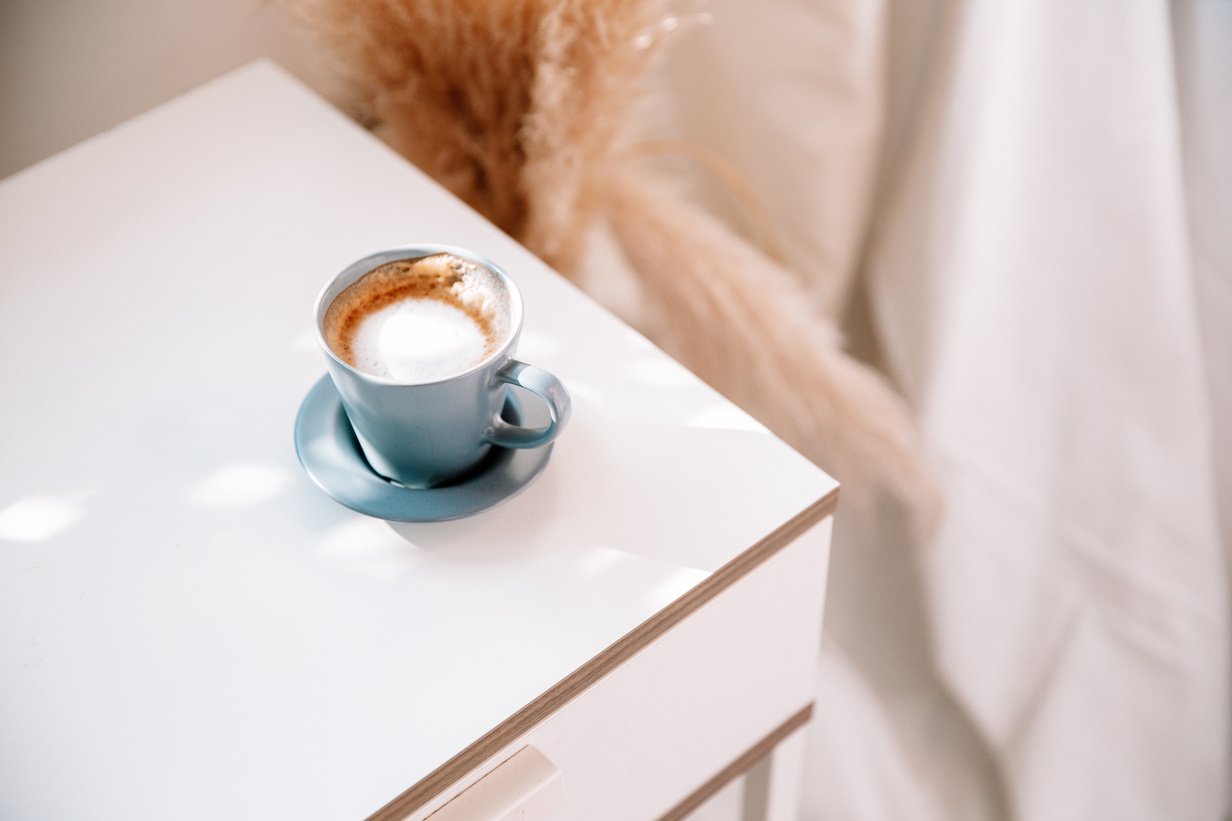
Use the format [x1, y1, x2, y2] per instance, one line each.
[662, 1, 1230, 818]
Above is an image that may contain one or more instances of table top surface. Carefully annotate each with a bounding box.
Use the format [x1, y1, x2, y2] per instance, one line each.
[0, 61, 836, 820]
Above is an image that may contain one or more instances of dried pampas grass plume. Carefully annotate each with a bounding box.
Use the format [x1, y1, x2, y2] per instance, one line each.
[601, 171, 941, 528]
[284, 0, 942, 530]
[284, 0, 663, 273]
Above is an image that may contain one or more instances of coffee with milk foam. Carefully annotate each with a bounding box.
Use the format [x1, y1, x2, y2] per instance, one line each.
[323, 254, 510, 382]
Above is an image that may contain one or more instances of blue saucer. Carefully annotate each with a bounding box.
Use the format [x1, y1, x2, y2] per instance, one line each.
[293, 375, 553, 521]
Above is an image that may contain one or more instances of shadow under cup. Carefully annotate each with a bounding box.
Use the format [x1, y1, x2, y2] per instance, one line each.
[314, 245, 571, 489]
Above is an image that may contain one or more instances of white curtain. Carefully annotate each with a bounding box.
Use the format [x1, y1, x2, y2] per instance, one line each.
[658, 2, 1231, 818]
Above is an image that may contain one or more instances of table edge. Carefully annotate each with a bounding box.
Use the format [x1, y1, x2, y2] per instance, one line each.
[658, 701, 814, 820]
[368, 485, 840, 820]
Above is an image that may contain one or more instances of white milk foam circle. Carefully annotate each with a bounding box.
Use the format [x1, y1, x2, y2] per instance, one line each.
[324, 253, 514, 383]
[351, 297, 490, 382]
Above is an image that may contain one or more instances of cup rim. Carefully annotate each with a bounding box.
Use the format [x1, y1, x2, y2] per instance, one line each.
[313, 244, 525, 386]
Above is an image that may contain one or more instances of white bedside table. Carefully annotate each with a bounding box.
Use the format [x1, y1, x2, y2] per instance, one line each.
[0, 61, 837, 820]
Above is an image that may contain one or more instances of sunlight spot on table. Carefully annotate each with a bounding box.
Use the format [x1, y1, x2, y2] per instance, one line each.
[577, 545, 633, 578]
[290, 328, 319, 351]
[643, 566, 711, 610]
[686, 403, 769, 434]
[317, 516, 423, 579]
[625, 356, 697, 389]
[561, 379, 602, 406]
[518, 328, 563, 358]
[0, 492, 90, 543]
[185, 463, 294, 509]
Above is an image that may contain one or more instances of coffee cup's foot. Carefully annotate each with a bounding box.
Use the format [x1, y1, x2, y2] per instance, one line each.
[377, 444, 505, 492]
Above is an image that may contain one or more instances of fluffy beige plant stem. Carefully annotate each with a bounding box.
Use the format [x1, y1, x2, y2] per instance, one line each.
[287, 0, 664, 273]
[602, 170, 942, 530]
[518, 0, 665, 272]
[288, 0, 541, 235]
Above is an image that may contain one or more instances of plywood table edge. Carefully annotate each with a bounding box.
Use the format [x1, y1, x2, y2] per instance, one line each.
[368, 486, 840, 820]
[657, 702, 814, 820]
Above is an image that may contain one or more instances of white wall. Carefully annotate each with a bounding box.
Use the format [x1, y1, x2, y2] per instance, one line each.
[0, 0, 331, 179]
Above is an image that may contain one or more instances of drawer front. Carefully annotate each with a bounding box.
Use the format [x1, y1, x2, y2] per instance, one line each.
[413, 517, 832, 821]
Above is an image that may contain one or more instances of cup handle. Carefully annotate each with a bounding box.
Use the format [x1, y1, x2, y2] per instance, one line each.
[486, 360, 572, 449]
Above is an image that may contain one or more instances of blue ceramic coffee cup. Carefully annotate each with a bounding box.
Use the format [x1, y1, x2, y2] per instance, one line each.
[314, 245, 570, 488]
